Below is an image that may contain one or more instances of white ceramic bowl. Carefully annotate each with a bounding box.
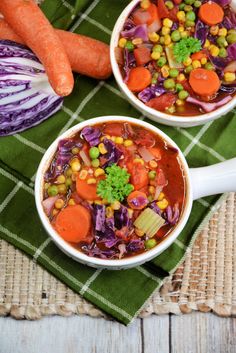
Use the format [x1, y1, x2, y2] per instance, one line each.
[35, 116, 236, 270]
[110, 0, 236, 127]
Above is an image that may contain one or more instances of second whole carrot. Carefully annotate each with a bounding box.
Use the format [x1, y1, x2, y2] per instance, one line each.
[0, 19, 112, 80]
[0, 0, 74, 97]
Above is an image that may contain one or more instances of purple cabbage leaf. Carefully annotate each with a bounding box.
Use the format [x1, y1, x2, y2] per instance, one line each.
[81, 126, 101, 147]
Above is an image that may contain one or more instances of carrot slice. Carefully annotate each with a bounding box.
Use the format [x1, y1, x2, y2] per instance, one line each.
[191, 50, 207, 61]
[127, 191, 148, 210]
[127, 67, 152, 92]
[198, 2, 224, 26]
[0, 0, 74, 96]
[189, 68, 220, 96]
[54, 205, 91, 243]
[76, 177, 99, 201]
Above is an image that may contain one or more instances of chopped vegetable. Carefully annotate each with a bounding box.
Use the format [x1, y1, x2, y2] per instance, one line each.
[127, 191, 148, 210]
[134, 207, 165, 238]
[189, 68, 221, 96]
[127, 67, 152, 92]
[173, 37, 202, 63]
[186, 95, 232, 112]
[81, 126, 101, 147]
[199, 2, 224, 26]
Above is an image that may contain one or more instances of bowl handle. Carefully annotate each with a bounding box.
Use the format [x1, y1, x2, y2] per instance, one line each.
[189, 158, 236, 200]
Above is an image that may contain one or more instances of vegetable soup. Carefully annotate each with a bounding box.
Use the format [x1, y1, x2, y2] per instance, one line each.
[43, 121, 186, 260]
[116, 0, 236, 116]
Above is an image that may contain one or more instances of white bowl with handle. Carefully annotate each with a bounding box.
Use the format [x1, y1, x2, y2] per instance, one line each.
[35, 116, 236, 269]
[110, 0, 236, 127]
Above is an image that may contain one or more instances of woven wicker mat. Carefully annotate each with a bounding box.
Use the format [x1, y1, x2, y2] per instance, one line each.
[0, 193, 235, 320]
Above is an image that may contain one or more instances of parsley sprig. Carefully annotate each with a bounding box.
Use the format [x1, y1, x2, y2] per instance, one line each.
[173, 37, 202, 63]
[97, 164, 133, 203]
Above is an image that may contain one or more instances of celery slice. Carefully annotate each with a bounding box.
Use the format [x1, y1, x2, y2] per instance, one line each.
[134, 208, 165, 238]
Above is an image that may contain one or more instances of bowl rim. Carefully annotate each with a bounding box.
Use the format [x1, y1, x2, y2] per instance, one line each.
[110, 0, 236, 124]
[35, 115, 192, 268]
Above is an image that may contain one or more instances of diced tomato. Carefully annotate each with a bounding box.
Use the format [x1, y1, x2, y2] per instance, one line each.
[146, 93, 176, 112]
[173, 0, 182, 4]
[148, 147, 162, 160]
[168, 7, 178, 21]
[191, 50, 207, 61]
[134, 47, 151, 66]
[133, 129, 155, 148]
[133, 8, 151, 25]
[156, 168, 167, 187]
[103, 123, 124, 137]
[129, 163, 149, 190]
[157, 0, 169, 19]
[146, 3, 160, 25]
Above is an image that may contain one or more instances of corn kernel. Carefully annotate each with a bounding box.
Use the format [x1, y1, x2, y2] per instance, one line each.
[148, 32, 160, 43]
[210, 45, 220, 57]
[149, 186, 155, 194]
[177, 73, 185, 82]
[55, 199, 64, 209]
[101, 134, 111, 141]
[132, 37, 143, 45]
[70, 158, 81, 172]
[94, 168, 105, 177]
[115, 136, 124, 144]
[157, 198, 169, 210]
[192, 59, 201, 69]
[161, 65, 170, 78]
[218, 28, 227, 37]
[163, 18, 173, 28]
[110, 136, 116, 142]
[94, 200, 103, 205]
[140, 0, 151, 9]
[134, 158, 145, 165]
[176, 99, 184, 106]
[210, 25, 219, 36]
[87, 178, 96, 185]
[164, 34, 171, 45]
[111, 201, 121, 210]
[106, 207, 114, 218]
[66, 168, 73, 177]
[157, 192, 165, 201]
[128, 208, 134, 218]
[124, 139, 133, 147]
[68, 199, 76, 206]
[102, 199, 109, 205]
[151, 51, 161, 60]
[72, 147, 79, 154]
[183, 57, 192, 66]
[200, 57, 207, 65]
[135, 228, 145, 237]
[177, 11, 186, 22]
[52, 209, 59, 216]
[56, 174, 66, 184]
[79, 169, 88, 180]
[224, 72, 236, 82]
[178, 26, 184, 32]
[149, 160, 158, 168]
[162, 26, 171, 35]
[204, 39, 210, 48]
[118, 38, 127, 48]
[98, 143, 107, 154]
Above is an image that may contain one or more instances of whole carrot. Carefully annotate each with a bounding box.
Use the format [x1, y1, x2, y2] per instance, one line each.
[0, 0, 74, 96]
[0, 19, 112, 80]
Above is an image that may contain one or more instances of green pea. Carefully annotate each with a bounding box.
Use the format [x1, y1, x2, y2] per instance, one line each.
[217, 36, 228, 47]
[89, 147, 100, 159]
[204, 62, 214, 70]
[228, 29, 236, 36]
[184, 5, 193, 11]
[145, 238, 157, 249]
[91, 158, 100, 168]
[184, 0, 194, 4]
[178, 90, 189, 100]
[167, 105, 176, 114]
[47, 185, 58, 197]
[176, 83, 184, 92]
[164, 78, 175, 89]
[148, 171, 156, 180]
[185, 65, 193, 73]
[57, 184, 67, 195]
[193, 0, 201, 7]
[165, 0, 174, 9]
[159, 36, 165, 45]
[157, 56, 167, 67]
[66, 168, 72, 177]
[171, 30, 181, 42]
[65, 178, 72, 187]
[125, 41, 134, 51]
[153, 72, 159, 79]
[169, 68, 179, 78]
[226, 33, 236, 44]
[218, 47, 228, 58]
[179, 3, 185, 9]
[153, 44, 163, 53]
[151, 78, 157, 84]
[185, 20, 195, 27]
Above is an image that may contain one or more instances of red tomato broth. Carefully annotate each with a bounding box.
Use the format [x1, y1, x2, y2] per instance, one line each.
[117, 0, 236, 117]
[43, 121, 186, 260]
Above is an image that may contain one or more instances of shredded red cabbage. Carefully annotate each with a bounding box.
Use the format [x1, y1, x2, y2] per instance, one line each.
[93, 204, 106, 232]
[114, 205, 131, 230]
[123, 48, 136, 82]
[163, 204, 180, 226]
[227, 43, 236, 60]
[194, 20, 209, 46]
[126, 239, 145, 252]
[149, 201, 162, 216]
[186, 95, 232, 112]
[121, 24, 148, 42]
[81, 126, 101, 147]
[138, 84, 166, 103]
[100, 138, 123, 168]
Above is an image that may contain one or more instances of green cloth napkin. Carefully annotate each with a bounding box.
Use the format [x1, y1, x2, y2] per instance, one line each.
[0, 0, 236, 325]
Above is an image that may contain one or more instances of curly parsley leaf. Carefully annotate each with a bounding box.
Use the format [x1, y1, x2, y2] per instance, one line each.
[173, 37, 202, 63]
[97, 164, 133, 203]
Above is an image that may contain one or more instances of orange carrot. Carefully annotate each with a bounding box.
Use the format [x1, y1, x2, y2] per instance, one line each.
[0, 19, 112, 80]
[0, 0, 74, 96]
[127, 191, 148, 210]
[198, 2, 224, 26]
[189, 68, 220, 96]
[54, 205, 91, 243]
[127, 67, 152, 92]
[146, 3, 159, 25]
[148, 147, 161, 160]
[191, 50, 207, 61]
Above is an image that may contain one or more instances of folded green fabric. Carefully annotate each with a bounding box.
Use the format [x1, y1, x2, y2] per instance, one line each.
[0, 0, 236, 325]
